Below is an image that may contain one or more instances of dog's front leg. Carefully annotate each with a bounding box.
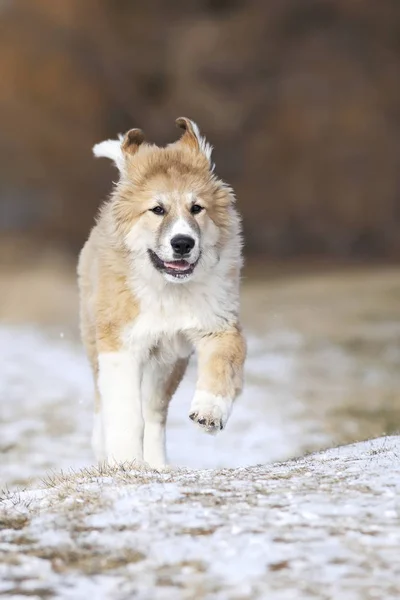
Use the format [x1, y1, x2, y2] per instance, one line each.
[190, 326, 246, 434]
[98, 351, 144, 465]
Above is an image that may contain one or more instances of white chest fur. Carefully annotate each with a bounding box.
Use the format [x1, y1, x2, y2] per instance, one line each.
[124, 269, 239, 359]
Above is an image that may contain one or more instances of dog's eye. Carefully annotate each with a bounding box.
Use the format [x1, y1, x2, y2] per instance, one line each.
[190, 204, 204, 215]
[150, 206, 165, 216]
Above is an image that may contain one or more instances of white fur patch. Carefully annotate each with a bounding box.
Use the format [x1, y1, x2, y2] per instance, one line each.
[189, 120, 213, 163]
[143, 421, 168, 469]
[91, 411, 105, 463]
[98, 351, 144, 464]
[169, 217, 196, 240]
[141, 358, 169, 468]
[189, 390, 233, 435]
[93, 136, 124, 172]
[124, 219, 242, 346]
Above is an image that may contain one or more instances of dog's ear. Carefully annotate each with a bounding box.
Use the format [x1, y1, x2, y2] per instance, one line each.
[92, 128, 145, 173]
[175, 117, 213, 164]
[121, 128, 145, 155]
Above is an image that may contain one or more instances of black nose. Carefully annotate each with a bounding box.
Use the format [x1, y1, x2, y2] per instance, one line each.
[171, 235, 195, 256]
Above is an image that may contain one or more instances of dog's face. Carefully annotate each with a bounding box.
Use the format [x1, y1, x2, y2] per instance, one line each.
[133, 189, 219, 283]
[94, 118, 234, 284]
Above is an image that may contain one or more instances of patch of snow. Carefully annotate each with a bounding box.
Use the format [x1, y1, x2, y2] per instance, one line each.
[1, 437, 399, 599]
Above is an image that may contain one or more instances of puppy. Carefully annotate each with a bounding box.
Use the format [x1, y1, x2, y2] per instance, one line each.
[77, 118, 246, 468]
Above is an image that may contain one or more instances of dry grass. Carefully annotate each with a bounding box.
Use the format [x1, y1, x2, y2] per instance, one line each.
[1, 437, 399, 599]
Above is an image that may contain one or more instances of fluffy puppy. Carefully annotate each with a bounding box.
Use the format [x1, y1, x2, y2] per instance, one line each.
[78, 118, 246, 467]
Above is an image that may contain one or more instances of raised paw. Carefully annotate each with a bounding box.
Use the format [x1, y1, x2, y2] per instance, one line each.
[189, 410, 224, 432]
[189, 390, 233, 435]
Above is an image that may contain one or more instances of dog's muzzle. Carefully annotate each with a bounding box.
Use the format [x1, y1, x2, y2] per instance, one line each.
[148, 249, 199, 279]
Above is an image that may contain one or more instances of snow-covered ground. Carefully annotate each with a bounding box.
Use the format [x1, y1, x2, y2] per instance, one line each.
[1, 267, 400, 598]
[1, 437, 399, 599]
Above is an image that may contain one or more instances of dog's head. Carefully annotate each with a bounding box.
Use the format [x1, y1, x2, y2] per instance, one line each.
[94, 118, 238, 284]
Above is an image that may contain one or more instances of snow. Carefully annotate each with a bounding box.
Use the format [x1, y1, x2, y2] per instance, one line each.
[1, 320, 400, 598]
[1, 437, 399, 599]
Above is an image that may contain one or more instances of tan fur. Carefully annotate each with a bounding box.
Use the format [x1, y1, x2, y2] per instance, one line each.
[78, 226, 139, 355]
[196, 327, 246, 398]
[112, 146, 232, 243]
[78, 223, 140, 414]
[79, 125, 234, 356]
[78, 117, 246, 465]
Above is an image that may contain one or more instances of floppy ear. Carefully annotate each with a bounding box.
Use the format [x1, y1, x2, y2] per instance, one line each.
[92, 128, 145, 173]
[175, 117, 213, 163]
[121, 128, 145, 155]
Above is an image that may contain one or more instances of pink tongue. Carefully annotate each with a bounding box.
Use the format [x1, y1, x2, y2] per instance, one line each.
[164, 260, 190, 271]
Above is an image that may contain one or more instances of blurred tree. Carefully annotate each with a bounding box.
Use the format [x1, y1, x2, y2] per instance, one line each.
[1, 0, 400, 257]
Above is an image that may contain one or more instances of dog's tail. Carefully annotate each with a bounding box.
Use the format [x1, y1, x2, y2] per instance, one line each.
[92, 135, 124, 171]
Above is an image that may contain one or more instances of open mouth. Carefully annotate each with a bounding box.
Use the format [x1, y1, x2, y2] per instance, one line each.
[148, 250, 198, 278]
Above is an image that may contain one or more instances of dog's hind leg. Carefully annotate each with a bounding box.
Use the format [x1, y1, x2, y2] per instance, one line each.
[91, 389, 106, 463]
[142, 356, 188, 468]
[79, 307, 105, 463]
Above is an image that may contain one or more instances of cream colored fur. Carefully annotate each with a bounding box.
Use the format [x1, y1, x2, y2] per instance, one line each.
[78, 117, 246, 468]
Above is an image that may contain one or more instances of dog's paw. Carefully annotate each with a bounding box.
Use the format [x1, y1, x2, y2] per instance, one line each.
[189, 391, 232, 435]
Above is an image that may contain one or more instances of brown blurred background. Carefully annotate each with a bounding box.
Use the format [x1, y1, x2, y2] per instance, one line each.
[1, 0, 400, 260]
[1, 0, 400, 488]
